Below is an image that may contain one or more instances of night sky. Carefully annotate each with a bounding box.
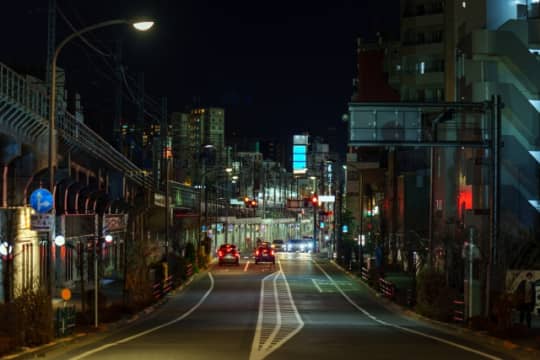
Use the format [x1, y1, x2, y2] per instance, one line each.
[1, 1, 399, 154]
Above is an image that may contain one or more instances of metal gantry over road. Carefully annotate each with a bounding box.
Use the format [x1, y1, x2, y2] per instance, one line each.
[35, 252, 513, 360]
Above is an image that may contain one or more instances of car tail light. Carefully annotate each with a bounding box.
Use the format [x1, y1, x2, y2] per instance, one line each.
[270, 250, 274, 256]
[255, 250, 259, 256]
[235, 252, 240, 257]
[218, 250, 223, 257]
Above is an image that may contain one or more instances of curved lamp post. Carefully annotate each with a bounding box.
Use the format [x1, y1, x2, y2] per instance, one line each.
[49, 18, 154, 191]
[47, 18, 154, 328]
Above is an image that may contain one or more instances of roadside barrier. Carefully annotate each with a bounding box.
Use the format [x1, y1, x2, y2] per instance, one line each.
[152, 275, 174, 300]
[378, 278, 395, 300]
[360, 267, 369, 282]
[453, 298, 465, 323]
[186, 263, 193, 278]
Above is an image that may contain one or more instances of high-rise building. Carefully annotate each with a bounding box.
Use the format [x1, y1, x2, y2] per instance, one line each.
[171, 107, 226, 185]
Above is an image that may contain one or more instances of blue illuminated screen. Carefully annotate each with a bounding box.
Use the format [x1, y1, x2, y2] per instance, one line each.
[292, 145, 306, 171]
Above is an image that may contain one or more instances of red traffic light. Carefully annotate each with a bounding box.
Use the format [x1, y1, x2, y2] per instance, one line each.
[311, 194, 319, 206]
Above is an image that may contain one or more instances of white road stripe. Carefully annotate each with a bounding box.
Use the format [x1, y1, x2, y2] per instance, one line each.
[313, 261, 502, 360]
[250, 259, 304, 360]
[311, 278, 323, 293]
[71, 272, 216, 360]
[244, 260, 250, 272]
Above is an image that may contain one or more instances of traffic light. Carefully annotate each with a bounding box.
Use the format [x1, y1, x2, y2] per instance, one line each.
[250, 199, 258, 208]
[311, 194, 319, 207]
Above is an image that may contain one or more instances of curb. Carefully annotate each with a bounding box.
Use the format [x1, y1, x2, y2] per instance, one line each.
[2, 271, 203, 359]
[329, 260, 540, 360]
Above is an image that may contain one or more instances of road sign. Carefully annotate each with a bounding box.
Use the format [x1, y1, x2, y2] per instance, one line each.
[31, 214, 54, 231]
[29, 189, 53, 213]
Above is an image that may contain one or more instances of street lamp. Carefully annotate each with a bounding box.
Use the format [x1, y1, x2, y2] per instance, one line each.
[48, 18, 154, 192]
[47, 17, 154, 329]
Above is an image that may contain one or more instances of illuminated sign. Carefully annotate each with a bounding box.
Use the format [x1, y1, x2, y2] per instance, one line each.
[292, 145, 307, 174]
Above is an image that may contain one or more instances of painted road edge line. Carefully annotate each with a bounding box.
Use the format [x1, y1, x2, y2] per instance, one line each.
[312, 261, 503, 360]
[244, 260, 250, 272]
[71, 272, 216, 360]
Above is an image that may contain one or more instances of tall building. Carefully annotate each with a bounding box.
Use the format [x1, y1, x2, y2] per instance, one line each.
[459, 0, 540, 270]
[171, 107, 226, 185]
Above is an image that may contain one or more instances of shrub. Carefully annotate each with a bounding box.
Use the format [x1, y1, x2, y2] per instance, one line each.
[415, 268, 457, 322]
[7, 287, 54, 347]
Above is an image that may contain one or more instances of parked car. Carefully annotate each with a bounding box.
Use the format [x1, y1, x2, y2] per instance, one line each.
[254, 243, 275, 264]
[286, 239, 313, 253]
[217, 244, 240, 266]
[271, 239, 285, 252]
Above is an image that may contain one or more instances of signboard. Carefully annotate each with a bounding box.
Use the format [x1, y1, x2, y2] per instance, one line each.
[31, 214, 54, 231]
[318, 195, 335, 203]
[154, 193, 165, 207]
[103, 214, 127, 232]
[292, 145, 307, 174]
[29, 189, 53, 213]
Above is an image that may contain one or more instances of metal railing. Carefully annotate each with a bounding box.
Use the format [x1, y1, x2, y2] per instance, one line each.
[0, 62, 49, 143]
[0, 62, 152, 188]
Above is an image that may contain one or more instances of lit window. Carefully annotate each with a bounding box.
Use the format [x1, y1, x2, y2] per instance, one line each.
[462, 1, 466, 8]
[419, 61, 425, 74]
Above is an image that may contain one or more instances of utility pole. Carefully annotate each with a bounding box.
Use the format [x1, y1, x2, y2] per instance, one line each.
[162, 97, 169, 259]
[114, 40, 123, 151]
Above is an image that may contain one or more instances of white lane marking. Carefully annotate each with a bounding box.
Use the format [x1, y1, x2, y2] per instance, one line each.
[244, 260, 250, 272]
[312, 278, 323, 293]
[71, 272, 216, 360]
[250, 271, 279, 359]
[250, 259, 304, 360]
[313, 261, 502, 360]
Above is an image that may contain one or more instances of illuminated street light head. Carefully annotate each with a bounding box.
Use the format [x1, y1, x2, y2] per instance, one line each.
[131, 20, 155, 31]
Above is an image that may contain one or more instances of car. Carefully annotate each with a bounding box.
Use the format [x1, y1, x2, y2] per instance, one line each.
[286, 239, 313, 253]
[271, 239, 285, 252]
[217, 244, 240, 266]
[254, 243, 275, 264]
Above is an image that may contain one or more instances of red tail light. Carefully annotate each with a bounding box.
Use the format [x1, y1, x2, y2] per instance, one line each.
[270, 250, 274, 256]
[218, 250, 223, 257]
[235, 252, 240, 257]
[255, 250, 259, 256]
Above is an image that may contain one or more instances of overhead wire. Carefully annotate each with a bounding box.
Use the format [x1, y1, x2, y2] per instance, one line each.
[56, 2, 165, 122]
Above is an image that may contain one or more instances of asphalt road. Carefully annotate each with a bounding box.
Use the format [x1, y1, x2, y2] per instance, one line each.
[30, 253, 516, 360]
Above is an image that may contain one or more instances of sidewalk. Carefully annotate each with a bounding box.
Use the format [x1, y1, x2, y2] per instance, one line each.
[330, 260, 540, 360]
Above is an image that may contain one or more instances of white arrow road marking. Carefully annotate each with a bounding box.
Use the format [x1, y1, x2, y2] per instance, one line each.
[71, 272, 215, 359]
[314, 261, 503, 360]
[250, 260, 304, 360]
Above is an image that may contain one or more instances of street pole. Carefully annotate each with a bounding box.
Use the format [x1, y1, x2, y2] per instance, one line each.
[94, 214, 99, 328]
[162, 97, 169, 260]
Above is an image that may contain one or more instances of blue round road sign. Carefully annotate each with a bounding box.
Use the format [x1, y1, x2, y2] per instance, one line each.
[29, 189, 54, 213]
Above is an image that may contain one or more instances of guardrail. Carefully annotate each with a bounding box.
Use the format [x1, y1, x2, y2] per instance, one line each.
[360, 266, 369, 282]
[186, 263, 194, 278]
[152, 275, 174, 300]
[378, 278, 395, 300]
[453, 298, 466, 323]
